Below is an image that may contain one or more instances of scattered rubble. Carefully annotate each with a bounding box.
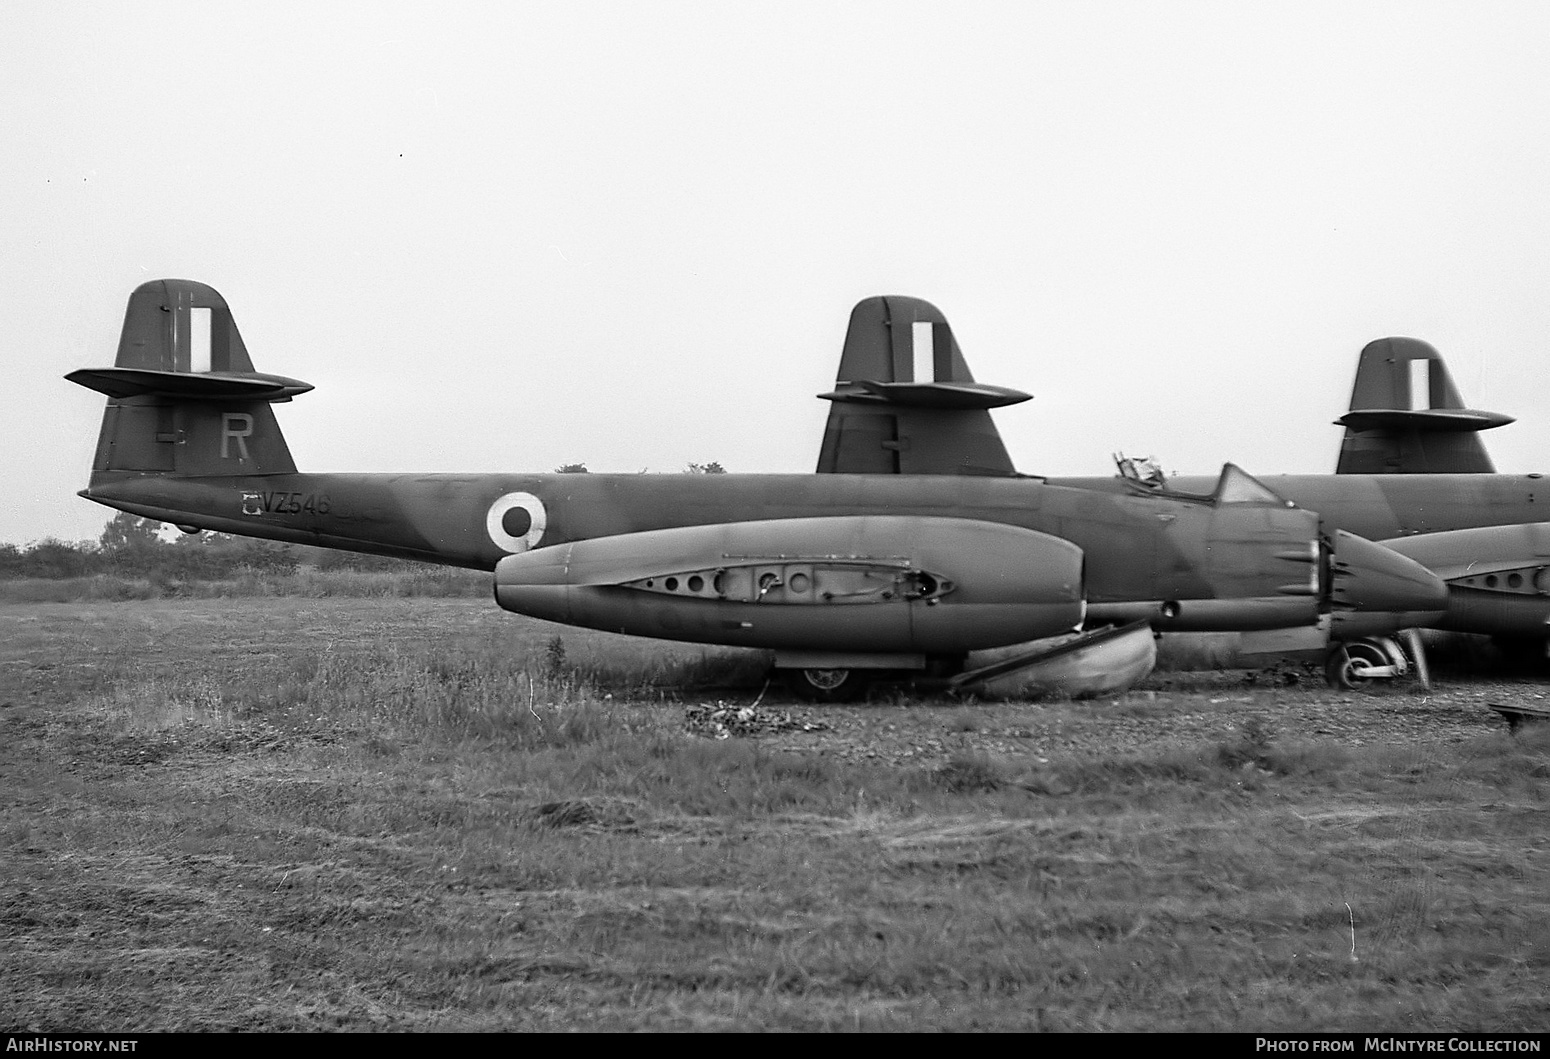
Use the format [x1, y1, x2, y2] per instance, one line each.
[683, 703, 833, 740]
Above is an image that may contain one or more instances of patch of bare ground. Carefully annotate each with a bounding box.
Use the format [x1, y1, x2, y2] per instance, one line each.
[3, 598, 1548, 1031]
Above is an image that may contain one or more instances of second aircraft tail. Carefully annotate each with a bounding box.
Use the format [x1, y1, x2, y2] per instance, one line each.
[1335, 336, 1513, 474]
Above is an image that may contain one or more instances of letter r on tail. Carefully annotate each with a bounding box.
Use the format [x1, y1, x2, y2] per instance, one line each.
[222, 413, 254, 460]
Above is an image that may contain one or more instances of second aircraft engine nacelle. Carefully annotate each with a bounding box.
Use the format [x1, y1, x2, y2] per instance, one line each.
[1382, 522, 1550, 638]
[494, 516, 1086, 654]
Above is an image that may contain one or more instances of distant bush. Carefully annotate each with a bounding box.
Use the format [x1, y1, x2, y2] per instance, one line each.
[0, 576, 160, 603]
[0, 538, 96, 579]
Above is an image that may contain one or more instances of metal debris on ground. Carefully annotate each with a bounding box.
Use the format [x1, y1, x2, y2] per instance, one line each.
[683, 703, 833, 739]
[1487, 702, 1550, 732]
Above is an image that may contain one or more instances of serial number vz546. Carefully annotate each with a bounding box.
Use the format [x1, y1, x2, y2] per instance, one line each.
[241, 491, 331, 517]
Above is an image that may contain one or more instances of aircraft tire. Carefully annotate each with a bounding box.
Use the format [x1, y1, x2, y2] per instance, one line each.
[1324, 641, 1387, 691]
[781, 667, 871, 703]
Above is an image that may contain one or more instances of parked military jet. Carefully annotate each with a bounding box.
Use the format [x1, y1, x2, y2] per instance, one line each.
[69, 281, 1450, 699]
[816, 296, 1550, 687]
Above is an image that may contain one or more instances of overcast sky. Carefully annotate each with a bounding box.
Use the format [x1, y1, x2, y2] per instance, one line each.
[8, 0, 1550, 545]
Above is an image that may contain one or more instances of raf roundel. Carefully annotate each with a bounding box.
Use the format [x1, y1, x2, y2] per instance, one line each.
[485, 491, 548, 553]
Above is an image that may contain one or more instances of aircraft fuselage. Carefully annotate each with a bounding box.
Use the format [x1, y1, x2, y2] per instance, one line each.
[86, 469, 1232, 600]
[85, 467, 1414, 636]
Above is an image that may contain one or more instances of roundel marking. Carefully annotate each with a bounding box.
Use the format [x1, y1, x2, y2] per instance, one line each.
[486, 491, 548, 553]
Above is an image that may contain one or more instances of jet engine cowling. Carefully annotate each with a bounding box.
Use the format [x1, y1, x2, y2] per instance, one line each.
[494, 515, 1086, 654]
[1324, 528, 1451, 638]
[1383, 521, 1550, 638]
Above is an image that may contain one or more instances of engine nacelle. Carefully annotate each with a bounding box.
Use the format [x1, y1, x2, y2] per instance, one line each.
[1384, 522, 1550, 637]
[494, 516, 1086, 654]
[1325, 529, 1450, 638]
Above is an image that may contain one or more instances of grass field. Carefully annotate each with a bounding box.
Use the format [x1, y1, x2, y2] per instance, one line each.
[3, 597, 1548, 1031]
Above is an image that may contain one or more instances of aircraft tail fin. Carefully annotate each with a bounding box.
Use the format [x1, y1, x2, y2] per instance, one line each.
[1334, 336, 1513, 474]
[816, 296, 1031, 475]
[67, 279, 310, 479]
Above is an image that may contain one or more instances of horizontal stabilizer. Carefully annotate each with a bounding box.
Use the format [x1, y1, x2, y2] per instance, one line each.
[1336, 408, 1514, 433]
[67, 367, 314, 402]
[821, 380, 1032, 410]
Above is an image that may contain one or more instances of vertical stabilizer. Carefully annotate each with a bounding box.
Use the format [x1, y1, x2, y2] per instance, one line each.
[68, 280, 309, 479]
[115, 278, 259, 373]
[1334, 336, 1513, 474]
[816, 296, 1031, 475]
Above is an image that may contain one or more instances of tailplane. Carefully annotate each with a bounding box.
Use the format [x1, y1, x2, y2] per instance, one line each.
[68, 279, 309, 479]
[1334, 336, 1512, 474]
[816, 296, 1030, 475]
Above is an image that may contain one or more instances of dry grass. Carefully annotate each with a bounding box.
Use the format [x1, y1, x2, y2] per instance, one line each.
[3, 598, 1548, 1031]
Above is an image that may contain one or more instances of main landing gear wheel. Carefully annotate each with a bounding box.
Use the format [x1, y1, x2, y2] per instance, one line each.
[1324, 641, 1390, 691]
[782, 667, 870, 703]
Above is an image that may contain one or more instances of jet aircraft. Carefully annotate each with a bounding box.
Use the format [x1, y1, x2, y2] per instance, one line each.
[816, 297, 1550, 688]
[70, 280, 1452, 699]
